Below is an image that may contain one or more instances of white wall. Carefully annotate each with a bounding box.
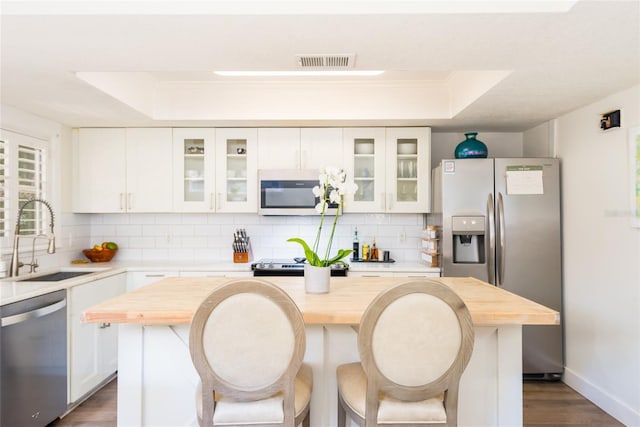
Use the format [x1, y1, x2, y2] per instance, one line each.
[523, 121, 556, 157]
[555, 84, 640, 426]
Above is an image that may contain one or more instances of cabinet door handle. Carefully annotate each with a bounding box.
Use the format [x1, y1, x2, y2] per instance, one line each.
[119, 193, 125, 211]
[210, 193, 215, 211]
[99, 322, 111, 329]
[144, 274, 166, 278]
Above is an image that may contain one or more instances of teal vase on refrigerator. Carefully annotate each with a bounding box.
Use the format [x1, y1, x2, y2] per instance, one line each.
[454, 132, 488, 159]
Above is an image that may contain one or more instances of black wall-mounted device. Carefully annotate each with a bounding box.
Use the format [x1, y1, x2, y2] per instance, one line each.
[600, 109, 621, 130]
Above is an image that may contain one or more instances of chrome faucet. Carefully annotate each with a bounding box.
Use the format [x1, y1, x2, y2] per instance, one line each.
[9, 198, 56, 277]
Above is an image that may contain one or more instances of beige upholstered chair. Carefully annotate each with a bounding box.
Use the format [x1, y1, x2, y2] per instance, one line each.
[337, 280, 474, 427]
[189, 279, 312, 427]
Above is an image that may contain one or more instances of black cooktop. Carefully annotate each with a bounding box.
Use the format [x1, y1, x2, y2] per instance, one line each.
[251, 258, 347, 276]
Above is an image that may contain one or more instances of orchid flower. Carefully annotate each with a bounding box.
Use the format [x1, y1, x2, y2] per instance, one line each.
[288, 166, 358, 267]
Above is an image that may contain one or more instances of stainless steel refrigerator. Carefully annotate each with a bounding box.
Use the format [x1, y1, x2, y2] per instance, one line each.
[431, 158, 563, 379]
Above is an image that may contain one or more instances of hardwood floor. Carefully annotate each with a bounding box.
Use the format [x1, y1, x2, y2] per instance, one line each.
[48, 380, 117, 427]
[523, 381, 623, 426]
[49, 378, 623, 426]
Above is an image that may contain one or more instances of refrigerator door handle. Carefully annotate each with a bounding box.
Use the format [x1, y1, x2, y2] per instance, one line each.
[487, 193, 496, 285]
[497, 192, 506, 286]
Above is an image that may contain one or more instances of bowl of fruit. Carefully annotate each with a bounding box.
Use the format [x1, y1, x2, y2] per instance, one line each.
[83, 241, 119, 263]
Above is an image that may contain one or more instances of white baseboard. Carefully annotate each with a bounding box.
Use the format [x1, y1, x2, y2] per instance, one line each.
[563, 367, 640, 427]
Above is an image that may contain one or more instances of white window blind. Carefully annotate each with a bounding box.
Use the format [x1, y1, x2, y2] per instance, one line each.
[0, 140, 5, 238]
[0, 131, 50, 247]
[17, 144, 46, 235]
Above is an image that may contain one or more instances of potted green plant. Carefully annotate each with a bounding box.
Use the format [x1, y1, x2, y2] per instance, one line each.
[287, 167, 357, 293]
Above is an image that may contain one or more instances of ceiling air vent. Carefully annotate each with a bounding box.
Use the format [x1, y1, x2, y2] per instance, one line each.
[296, 54, 355, 70]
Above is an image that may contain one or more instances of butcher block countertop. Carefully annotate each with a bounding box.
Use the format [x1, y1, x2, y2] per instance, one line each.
[83, 276, 559, 326]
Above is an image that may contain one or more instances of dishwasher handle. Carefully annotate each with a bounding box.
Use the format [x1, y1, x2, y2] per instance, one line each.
[1, 298, 66, 327]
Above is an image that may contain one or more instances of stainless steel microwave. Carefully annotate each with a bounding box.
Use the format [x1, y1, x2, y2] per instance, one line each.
[258, 169, 339, 215]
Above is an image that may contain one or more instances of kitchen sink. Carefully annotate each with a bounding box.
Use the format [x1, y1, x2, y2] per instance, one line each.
[17, 271, 95, 282]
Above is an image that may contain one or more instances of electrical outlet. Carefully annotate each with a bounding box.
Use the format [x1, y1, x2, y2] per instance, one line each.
[399, 231, 406, 243]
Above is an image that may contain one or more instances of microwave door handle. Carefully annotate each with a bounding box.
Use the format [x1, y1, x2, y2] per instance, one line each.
[487, 193, 496, 285]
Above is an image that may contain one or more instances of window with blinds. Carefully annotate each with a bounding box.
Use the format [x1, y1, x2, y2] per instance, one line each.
[0, 132, 49, 245]
[0, 140, 5, 238]
[17, 144, 46, 235]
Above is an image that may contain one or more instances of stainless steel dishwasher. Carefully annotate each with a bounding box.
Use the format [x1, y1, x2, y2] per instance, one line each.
[1, 289, 67, 427]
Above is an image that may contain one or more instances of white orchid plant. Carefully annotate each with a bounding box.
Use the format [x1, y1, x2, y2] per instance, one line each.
[288, 167, 358, 267]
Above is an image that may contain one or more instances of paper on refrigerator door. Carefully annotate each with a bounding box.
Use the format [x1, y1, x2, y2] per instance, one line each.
[505, 165, 544, 195]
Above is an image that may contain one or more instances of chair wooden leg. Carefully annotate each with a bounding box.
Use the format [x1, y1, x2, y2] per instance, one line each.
[338, 394, 346, 427]
[303, 409, 310, 427]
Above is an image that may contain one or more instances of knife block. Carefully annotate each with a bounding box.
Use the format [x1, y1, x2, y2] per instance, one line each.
[233, 238, 253, 263]
[233, 252, 249, 263]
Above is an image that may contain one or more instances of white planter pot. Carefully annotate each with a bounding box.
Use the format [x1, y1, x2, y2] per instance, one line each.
[304, 264, 331, 294]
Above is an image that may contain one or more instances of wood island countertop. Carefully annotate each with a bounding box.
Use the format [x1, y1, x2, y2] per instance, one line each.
[82, 276, 559, 326]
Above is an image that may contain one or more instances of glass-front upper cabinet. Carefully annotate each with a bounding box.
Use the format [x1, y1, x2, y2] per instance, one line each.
[173, 128, 216, 212]
[342, 128, 386, 213]
[215, 128, 258, 212]
[385, 127, 431, 213]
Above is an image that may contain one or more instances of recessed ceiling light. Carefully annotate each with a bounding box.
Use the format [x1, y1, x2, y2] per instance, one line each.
[213, 70, 384, 77]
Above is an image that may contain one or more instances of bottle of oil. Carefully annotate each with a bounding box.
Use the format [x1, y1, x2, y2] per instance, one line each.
[371, 237, 379, 261]
[362, 243, 370, 261]
[353, 227, 360, 260]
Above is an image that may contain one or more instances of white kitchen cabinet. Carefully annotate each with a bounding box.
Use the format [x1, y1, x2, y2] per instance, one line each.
[348, 269, 439, 278]
[127, 271, 179, 291]
[258, 128, 343, 171]
[392, 272, 440, 278]
[126, 128, 174, 212]
[342, 127, 387, 213]
[257, 128, 300, 170]
[127, 271, 250, 288]
[300, 128, 344, 170]
[173, 128, 216, 212]
[72, 128, 173, 212]
[72, 128, 126, 212]
[68, 273, 126, 403]
[385, 127, 431, 213]
[178, 271, 252, 278]
[347, 271, 395, 278]
[215, 128, 258, 212]
[343, 127, 431, 213]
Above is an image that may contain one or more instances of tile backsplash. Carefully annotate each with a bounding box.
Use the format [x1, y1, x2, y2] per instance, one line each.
[88, 213, 424, 263]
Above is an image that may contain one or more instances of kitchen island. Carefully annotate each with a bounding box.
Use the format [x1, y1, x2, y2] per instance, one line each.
[83, 276, 559, 427]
